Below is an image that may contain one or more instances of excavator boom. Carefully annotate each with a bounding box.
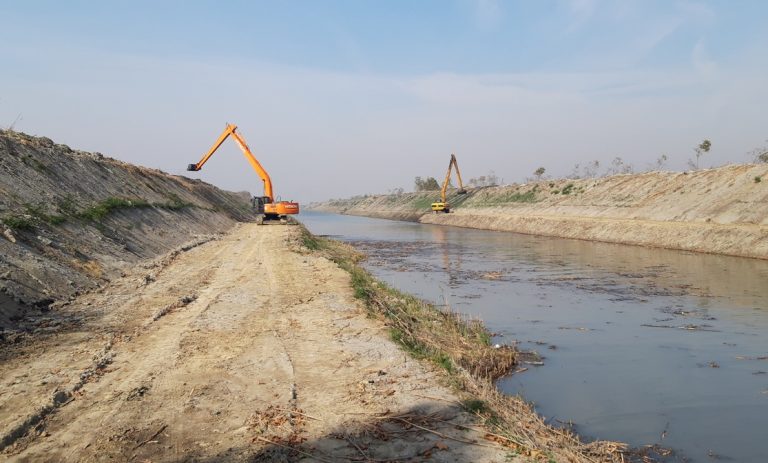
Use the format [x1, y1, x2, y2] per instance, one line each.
[187, 124, 298, 221]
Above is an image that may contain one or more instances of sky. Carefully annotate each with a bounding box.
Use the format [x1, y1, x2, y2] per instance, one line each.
[1, 0, 767, 202]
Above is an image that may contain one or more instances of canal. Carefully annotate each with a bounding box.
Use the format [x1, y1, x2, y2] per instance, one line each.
[300, 211, 768, 462]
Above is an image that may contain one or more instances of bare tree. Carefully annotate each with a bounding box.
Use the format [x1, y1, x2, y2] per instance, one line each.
[583, 160, 600, 178]
[607, 157, 633, 175]
[748, 141, 768, 163]
[690, 139, 711, 170]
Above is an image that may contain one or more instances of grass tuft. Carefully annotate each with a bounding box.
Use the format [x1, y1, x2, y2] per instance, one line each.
[2, 215, 34, 231]
[78, 197, 150, 221]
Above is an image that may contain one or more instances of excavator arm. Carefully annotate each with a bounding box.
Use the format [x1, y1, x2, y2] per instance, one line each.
[187, 123, 299, 221]
[439, 154, 467, 203]
[187, 123, 274, 202]
[450, 155, 466, 194]
[431, 153, 467, 213]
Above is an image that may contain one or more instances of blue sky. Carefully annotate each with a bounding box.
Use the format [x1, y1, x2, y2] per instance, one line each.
[2, 1, 767, 201]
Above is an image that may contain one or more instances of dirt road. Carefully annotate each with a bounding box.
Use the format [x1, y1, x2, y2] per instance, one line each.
[1, 224, 512, 462]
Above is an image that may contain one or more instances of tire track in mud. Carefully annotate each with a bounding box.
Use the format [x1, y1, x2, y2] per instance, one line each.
[0, 230, 252, 455]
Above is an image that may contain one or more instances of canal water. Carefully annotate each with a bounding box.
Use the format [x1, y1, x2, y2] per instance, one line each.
[300, 211, 768, 463]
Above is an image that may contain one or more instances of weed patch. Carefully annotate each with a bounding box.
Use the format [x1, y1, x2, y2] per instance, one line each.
[78, 197, 151, 221]
[23, 203, 65, 225]
[412, 196, 436, 209]
[2, 215, 34, 231]
[153, 193, 193, 210]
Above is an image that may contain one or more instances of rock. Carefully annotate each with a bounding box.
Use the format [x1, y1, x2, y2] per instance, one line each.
[55, 144, 73, 153]
[3, 228, 16, 243]
[37, 236, 53, 246]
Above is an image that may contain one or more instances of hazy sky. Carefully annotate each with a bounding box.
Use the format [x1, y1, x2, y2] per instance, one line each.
[2, 1, 767, 202]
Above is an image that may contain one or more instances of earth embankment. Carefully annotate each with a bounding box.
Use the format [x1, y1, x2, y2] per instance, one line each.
[0, 129, 255, 331]
[310, 164, 768, 259]
[1, 223, 520, 462]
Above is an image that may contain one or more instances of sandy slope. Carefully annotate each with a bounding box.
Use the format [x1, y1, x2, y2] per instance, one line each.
[311, 164, 768, 259]
[0, 224, 513, 462]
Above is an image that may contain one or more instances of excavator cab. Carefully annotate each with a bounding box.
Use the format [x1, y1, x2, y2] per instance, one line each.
[251, 196, 270, 214]
[431, 201, 449, 213]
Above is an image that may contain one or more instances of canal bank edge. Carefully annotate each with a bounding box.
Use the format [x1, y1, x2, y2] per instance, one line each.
[309, 163, 768, 260]
[297, 225, 638, 462]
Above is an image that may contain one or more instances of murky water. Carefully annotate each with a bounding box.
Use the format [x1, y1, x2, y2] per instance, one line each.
[300, 211, 768, 462]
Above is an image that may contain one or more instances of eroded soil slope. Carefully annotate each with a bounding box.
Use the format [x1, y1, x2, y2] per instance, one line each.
[0, 224, 513, 463]
[0, 129, 256, 332]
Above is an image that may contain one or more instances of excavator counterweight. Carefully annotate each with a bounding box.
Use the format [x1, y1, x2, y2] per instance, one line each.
[431, 153, 467, 213]
[187, 124, 299, 224]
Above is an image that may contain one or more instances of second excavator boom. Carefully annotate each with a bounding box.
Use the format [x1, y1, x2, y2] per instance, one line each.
[431, 153, 467, 213]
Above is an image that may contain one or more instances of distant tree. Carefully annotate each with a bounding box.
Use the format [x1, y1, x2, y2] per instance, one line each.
[414, 176, 439, 191]
[748, 141, 768, 163]
[655, 154, 668, 170]
[691, 139, 712, 170]
[583, 160, 600, 178]
[487, 171, 499, 186]
[534, 167, 546, 181]
[468, 171, 499, 187]
[607, 157, 633, 175]
[570, 163, 582, 179]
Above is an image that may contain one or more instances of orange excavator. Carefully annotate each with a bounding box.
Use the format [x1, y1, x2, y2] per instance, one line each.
[430, 153, 467, 213]
[187, 123, 299, 224]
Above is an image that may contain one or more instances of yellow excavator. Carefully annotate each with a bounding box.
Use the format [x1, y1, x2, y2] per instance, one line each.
[431, 153, 467, 213]
[187, 123, 299, 224]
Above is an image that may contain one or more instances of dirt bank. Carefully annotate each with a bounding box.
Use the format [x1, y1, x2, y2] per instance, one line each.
[1, 224, 522, 462]
[310, 164, 768, 259]
[0, 129, 256, 332]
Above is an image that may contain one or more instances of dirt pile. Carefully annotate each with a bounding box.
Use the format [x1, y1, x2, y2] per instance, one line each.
[0, 129, 255, 332]
[310, 163, 768, 259]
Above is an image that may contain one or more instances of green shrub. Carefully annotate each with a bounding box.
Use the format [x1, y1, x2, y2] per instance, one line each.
[23, 203, 66, 226]
[755, 176, 762, 183]
[2, 215, 34, 231]
[78, 197, 151, 221]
